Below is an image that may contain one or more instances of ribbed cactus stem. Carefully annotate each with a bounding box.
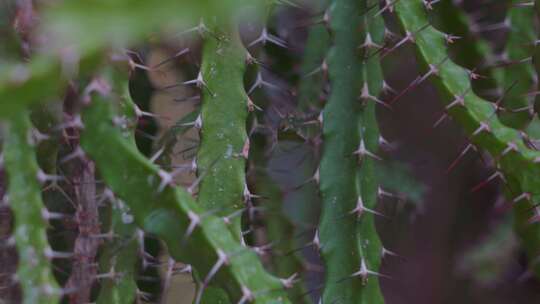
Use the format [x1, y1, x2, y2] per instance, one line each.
[196, 19, 249, 239]
[95, 64, 140, 304]
[318, 0, 365, 302]
[3, 111, 61, 304]
[355, 0, 386, 302]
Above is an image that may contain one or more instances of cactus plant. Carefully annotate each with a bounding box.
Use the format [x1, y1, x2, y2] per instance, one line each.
[3, 111, 61, 304]
[4, 0, 540, 303]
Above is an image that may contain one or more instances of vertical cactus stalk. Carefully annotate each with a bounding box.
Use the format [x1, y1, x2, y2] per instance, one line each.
[317, 0, 365, 302]
[80, 91, 292, 303]
[95, 64, 140, 304]
[196, 19, 249, 239]
[498, 1, 536, 129]
[3, 111, 61, 304]
[393, 0, 540, 278]
[355, 0, 386, 302]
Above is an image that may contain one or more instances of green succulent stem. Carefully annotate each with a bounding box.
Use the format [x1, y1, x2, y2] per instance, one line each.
[318, 0, 365, 302]
[394, 0, 540, 277]
[197, 20, 249, 239]
[356, 0, 386, 302]
[3, 111, 60, 304]
[95, 64, 140, 304]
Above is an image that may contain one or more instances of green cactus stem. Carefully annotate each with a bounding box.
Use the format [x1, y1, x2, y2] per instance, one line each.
[3, 111, 61, 304]
[393, 0, 540, 278]
[355, 0, 387, 302]
[317, 0, 365, 302]
[196, 20, 249, 239]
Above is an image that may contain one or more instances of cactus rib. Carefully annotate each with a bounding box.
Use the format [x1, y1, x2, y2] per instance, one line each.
[394, 0, 540, 277]
[317, 0, 365, 302]
[356, 0, 386, 302]
[95, 64, 140, 304]
[3, 111, 61, 304]
[196, 21, 249, 238]
[80, 91, 291, 303]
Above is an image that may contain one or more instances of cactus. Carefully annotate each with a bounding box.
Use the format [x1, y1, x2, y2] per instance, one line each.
[393, 0, 540, 277]
[93, 64, 140, 304]
[5, 0, 540, 303]
[196, 20, 249, 239]
[3, 111, 61, 304]
[355, 0, 386, 302]
[79, 89, 291, 303]
[317, 0, 366, 302]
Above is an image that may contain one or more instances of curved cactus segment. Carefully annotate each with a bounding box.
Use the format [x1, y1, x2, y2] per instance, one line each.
[499, 1, 536, 129]
[318, 0, 365, 302]
[3, 111, 60, 304]
[356, 0, 385, 302]
[394, 0, 540, 277]
[197, 21, 249, 237]
[80, 94, 291, 303]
